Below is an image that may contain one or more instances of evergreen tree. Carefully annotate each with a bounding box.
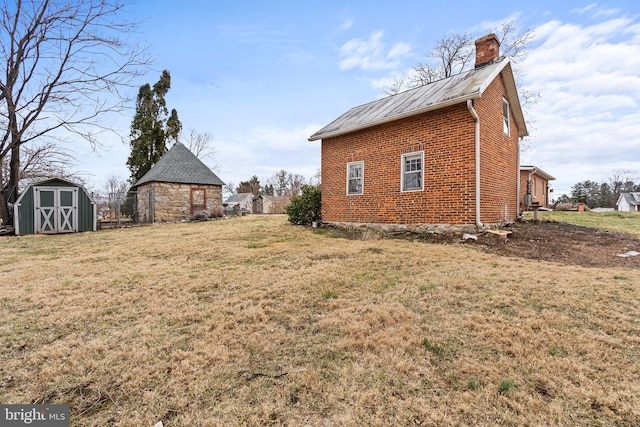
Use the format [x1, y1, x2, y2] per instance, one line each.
[236, 176, 262, 195]
[127, 70, 182, 183]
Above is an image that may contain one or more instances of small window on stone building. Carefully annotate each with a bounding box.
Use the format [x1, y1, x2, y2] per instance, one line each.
[191, 188, 207, 215]
[347, 161, 364, 195]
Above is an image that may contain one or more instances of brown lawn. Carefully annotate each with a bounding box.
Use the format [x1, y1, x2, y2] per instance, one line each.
[1, 215, 639, 426]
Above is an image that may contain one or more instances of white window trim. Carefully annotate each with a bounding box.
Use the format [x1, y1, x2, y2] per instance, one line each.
[346, 161, 364, 195]
[401, 151, 424, 192]
[503, 98, 510, 136]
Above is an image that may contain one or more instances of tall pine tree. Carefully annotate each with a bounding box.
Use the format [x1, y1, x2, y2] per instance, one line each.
[127, 70, 182, 183]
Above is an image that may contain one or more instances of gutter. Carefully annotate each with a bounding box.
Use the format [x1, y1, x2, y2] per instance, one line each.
[516, 144, 521, 217]
[467, 99, 483, 229]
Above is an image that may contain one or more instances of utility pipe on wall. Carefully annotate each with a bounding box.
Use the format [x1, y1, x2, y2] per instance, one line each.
[467, 100, 484, 229]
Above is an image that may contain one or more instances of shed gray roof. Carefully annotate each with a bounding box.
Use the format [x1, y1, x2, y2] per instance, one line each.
[224, 193, 254, 204]
[308, 57, 527, 141]
[134, 142, 224, 187]
[619, 192, 640, 206]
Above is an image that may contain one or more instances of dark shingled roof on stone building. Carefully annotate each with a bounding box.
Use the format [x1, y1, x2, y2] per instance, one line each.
[133, 142, 224, 187]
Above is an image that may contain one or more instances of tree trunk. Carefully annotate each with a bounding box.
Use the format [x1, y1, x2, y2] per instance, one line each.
[1, 142, 22, 226]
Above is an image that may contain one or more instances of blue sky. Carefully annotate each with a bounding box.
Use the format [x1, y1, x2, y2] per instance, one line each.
[78, 0, 640, 200]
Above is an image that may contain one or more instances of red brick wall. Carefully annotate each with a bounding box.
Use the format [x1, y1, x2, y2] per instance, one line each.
[475, 75, 520, 224]
[519, 171, 550, 208]
[320, 74, 520, 226]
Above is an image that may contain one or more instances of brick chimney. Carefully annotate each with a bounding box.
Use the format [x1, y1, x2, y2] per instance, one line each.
[474, 34, 500, 68]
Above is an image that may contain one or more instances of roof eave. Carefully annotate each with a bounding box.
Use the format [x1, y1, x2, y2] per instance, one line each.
[500, 62, 528, 138]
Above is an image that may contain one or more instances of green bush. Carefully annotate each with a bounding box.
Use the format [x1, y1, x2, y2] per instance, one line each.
[285, 185, 321, 225]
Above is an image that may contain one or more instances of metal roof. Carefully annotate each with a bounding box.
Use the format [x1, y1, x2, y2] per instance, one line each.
[134, 142, 225, 187]
[620, 192, 640, 206]
[520, 166, 556, 181]
[308, 57, 527, 141]
[224, 193, 254, 204]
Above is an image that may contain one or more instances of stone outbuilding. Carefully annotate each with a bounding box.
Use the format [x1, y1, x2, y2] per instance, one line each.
[133, 142, 225, 223]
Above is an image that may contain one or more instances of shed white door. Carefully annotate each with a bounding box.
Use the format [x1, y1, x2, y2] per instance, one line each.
[35, 187, 78, 233]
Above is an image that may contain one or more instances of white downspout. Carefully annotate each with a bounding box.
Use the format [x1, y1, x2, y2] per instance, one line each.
[467, 100, 483, 229]
[516, 143, 521, 218]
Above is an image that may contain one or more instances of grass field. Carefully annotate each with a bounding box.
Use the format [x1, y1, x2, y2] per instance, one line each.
[524, 210, 640, 238]
[1, 215, 639, 426]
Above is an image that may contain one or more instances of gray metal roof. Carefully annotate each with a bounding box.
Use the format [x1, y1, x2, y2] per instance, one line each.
[520, 166, 556, 181]
[134, 142, 225, 187]
[309, 57, 527, 141]
[620, 192, 640, 206]
[224, 193, 254, 204]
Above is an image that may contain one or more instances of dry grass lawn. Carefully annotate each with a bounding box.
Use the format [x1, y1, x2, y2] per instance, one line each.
[1, 215, 639, 426]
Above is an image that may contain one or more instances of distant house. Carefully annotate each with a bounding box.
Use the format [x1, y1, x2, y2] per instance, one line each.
[519, 166, 555, 209]
[223, 193, 254, 215]
[133, 142, 225, 222]
[13, 178, 96, 235]
[309, 34, 527, 230]
[616, 192, 640, 212]
[253, 194, 290, 214]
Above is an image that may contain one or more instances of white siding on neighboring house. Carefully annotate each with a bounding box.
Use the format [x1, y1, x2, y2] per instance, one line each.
[616, 192, 640, 212]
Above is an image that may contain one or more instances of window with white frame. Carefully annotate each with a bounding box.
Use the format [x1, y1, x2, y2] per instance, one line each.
[401, 151, 423, 191]
[347, 161, 364, 195]
[503, 98, 510, 136]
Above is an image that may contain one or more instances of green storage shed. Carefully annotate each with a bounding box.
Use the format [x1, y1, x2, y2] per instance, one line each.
[13, 178, 97, 235]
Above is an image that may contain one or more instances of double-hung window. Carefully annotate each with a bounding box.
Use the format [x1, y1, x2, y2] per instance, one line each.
[503, 98, 510, 136]
[401, 151, 423, 192]
[347, 161, 364, 195]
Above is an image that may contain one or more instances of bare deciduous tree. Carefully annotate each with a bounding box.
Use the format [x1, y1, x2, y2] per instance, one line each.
[0, 141, 78, 185]
[266, 170, 307, 197]
[384, 20, 534, 98]
[102, 174, 128, 226]
[0, 0, 150, 224]
[222, 181, 236, 198]
[186, 130, 215, 159]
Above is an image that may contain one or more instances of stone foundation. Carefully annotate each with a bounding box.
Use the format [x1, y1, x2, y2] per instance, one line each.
[325, 221, 509, 236]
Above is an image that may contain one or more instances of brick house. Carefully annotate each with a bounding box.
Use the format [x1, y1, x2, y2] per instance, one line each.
[309, 34, 528, 230]
[519, 166, 555, 209]
[133, 142, 225, 223]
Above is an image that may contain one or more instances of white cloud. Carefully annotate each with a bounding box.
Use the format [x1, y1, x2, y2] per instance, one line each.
[247, 125, 321, 150]
[339, 18, 354, 31]
[213, 125, 322, 186]
[521, 11, 640, 196]
[338, 31, 411, 71]
[570, 3, 598, 15]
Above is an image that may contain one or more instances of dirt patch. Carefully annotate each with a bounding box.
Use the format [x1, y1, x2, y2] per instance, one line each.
[473, 221, 640, 269]
[326, 220, 640, 269]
